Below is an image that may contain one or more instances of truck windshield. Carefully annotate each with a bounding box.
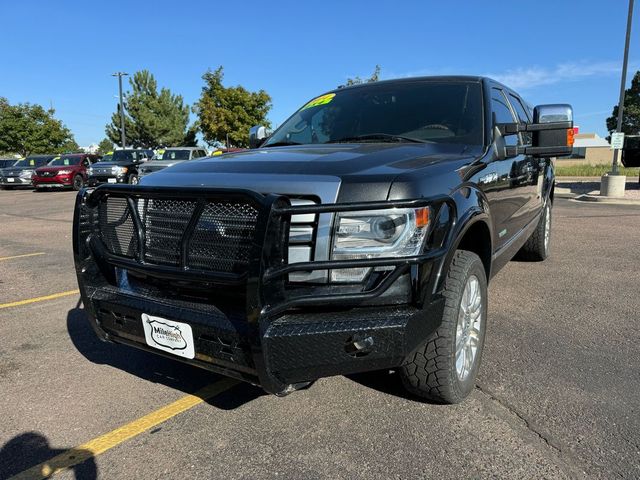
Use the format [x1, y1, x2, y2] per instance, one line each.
[264, 81, 484, 147]
[112, 151, 144, 162]
[160, 150, 190, 160]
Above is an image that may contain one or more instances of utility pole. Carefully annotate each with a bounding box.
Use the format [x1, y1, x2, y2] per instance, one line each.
[112, 72, 129, 148]
[611, 0, 634, 175]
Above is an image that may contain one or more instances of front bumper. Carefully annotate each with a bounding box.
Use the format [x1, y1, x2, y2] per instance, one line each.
[1, 177, 32, 186]
[33, 175, 73, 187]
[74, 185, 455, 394]
[87, 175, 127, 186]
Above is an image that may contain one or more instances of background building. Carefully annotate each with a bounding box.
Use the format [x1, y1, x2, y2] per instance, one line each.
[558, 133, 612, 166]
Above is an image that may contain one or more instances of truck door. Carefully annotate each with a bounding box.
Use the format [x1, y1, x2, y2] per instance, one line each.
[480, 88, 532, 250]
[507, 93, 543, 226]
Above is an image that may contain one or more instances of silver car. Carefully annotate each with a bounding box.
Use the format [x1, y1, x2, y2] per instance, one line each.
[138, 147, 208, 178]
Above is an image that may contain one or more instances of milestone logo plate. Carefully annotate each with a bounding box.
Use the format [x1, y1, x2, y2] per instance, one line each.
[142, 314, 195, 359]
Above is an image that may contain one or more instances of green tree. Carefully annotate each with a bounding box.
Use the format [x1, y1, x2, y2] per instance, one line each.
[341, 65, 381, 87]
[106, 70, 196, 148]
[606, 70, 640, 137]
[97, 138, 114, 154]
[196, 67, 272, 148]
[0, 98, 77, 157]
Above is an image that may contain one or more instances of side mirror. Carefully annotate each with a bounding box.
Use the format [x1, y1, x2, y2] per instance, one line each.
[497, 104, 574, 158]
[249, 125, 269, 149]
[531, 104, 574, 157]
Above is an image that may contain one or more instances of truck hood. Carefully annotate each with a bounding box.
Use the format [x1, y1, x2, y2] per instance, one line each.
[92, 161, 135, 168]
[142, 143, 481, 202]
[140, 159, 186, 169]
[154, 143, 479, 177]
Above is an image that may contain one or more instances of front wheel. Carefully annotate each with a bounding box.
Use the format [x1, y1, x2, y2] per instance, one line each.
[400, 250, 487, 404]
[72, 175, 84, 191]
[518, 202, 551, 261]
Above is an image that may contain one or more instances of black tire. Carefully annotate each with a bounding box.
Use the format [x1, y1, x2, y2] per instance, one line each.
[400, 250, 487, 404]
[72, 175, 84, 191]
[518, 202, 551, 261]
[128, 175, 139, 185]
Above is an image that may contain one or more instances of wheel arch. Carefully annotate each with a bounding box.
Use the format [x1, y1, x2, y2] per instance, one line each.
[433, 215, 493, 294]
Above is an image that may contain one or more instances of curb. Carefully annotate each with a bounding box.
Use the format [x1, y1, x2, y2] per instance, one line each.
[555, 192, 576, 199]
[574, 194, 640, 205]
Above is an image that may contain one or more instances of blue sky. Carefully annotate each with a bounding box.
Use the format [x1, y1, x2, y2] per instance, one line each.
[2, 0, 638, 146]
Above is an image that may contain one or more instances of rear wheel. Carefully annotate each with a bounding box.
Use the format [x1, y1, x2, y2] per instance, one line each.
[518, 202, 551, 261]
[400, 250, 487, 404]
[72, 175, 84, 191]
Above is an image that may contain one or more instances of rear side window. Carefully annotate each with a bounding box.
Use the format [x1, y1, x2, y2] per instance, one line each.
[508, 94, 532, 145]
[491, 88, 517, 146]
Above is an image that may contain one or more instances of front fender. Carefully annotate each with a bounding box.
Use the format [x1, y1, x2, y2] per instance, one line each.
[429, 184, 493, 295]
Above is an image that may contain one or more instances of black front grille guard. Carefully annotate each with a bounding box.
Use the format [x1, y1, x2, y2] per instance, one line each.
[74, 185, 456, 394]
[76, 185, 456, 318]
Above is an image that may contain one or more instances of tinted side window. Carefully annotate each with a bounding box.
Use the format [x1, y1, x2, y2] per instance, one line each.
[509, 94, 532, 145]
[491, 88, 517, 146]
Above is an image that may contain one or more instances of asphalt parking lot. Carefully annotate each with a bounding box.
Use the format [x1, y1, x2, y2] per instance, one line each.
[1, 188, 638, 479]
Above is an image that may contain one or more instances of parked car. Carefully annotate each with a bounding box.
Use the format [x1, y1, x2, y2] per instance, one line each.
[621, 135, 640, 168]
[32, 153, 101, 191]
[0, 155, 56, 189]
[0, 158, 18, 169]
[73, 76, 573, 403]
[138, 147, 209, 178]
[86, 149, 153, 186]
[212, 147, 247, 156]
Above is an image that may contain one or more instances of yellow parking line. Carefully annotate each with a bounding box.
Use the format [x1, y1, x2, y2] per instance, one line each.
[10, 378, 239, 480]
[0, 290, 79, 309]
[0, 252, 46, 261]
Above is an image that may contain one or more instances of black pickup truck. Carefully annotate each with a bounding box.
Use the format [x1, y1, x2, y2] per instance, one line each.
[73, 76, 573, 403]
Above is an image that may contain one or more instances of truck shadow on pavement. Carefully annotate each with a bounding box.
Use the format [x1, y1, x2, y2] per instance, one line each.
[0, 432, 97, 480]
[66, 303, 263, 410]
[347, 370, 427, 401]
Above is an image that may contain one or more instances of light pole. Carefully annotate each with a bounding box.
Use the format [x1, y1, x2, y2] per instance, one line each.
[112, 72, 129, 148]
[611, 0, 634, 175]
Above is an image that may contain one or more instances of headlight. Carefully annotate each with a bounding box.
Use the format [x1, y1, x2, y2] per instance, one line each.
[111, 166, 128, 175]
[57, 170, 72, 175]
[330, 207, 430, 282]
[19, 170, 33, 178]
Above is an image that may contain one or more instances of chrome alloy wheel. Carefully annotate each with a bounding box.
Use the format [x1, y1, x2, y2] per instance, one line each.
[455, 275, 482, 381]
[544, 204, 551, 252]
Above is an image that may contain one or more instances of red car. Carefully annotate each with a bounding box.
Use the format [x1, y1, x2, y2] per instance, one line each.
[33, 153, 100, 191]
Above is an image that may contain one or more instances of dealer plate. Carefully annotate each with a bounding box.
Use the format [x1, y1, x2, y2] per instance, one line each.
[107, 178, 117, 183]
[141, 314, 195, 359]
[7, 178, 15, 182]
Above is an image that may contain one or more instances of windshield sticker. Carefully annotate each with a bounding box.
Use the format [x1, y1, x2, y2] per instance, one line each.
[301, 93, 336, 111]
[64, 159, 70, 165]
[29, 159, 35, 166]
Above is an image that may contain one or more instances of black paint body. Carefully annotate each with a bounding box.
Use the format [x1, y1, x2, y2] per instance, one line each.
[73, 77, 554, 394]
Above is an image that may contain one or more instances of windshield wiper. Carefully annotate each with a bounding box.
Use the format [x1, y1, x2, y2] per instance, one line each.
[262, 140, 303, 147]
[327, 133, 427, 144]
